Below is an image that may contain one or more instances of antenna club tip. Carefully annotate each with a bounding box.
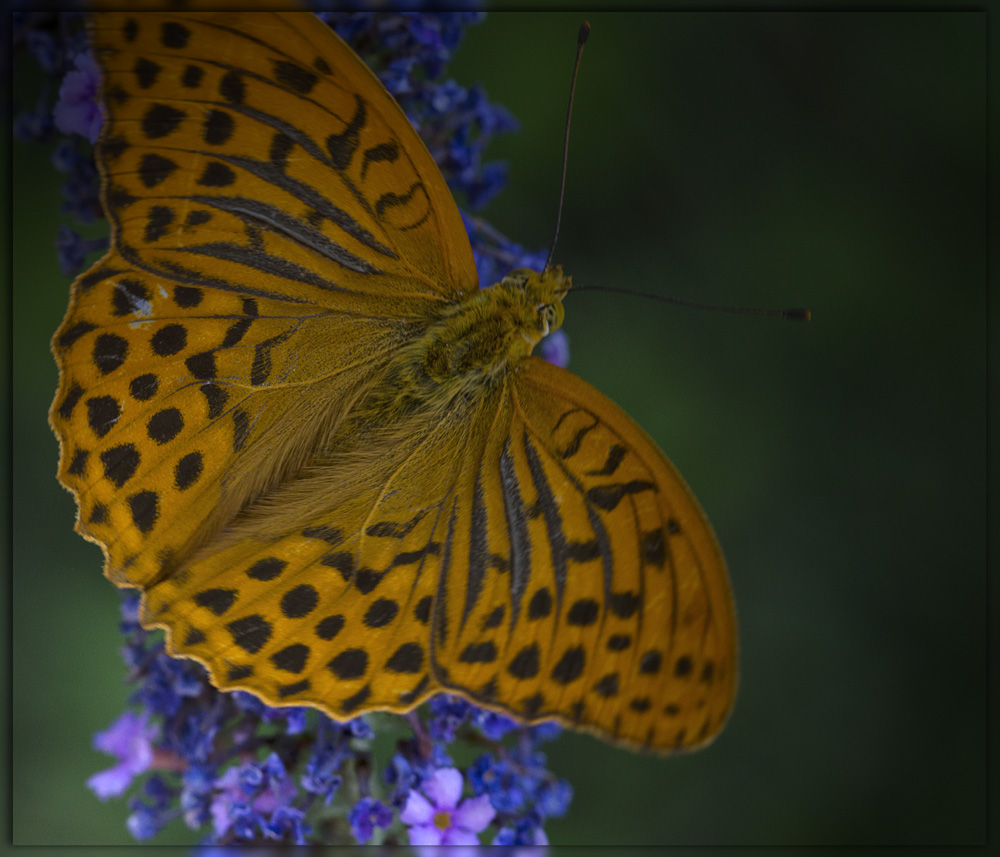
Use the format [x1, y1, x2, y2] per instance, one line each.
[786, 308, 811, 322]
[578, 21, 591, 45]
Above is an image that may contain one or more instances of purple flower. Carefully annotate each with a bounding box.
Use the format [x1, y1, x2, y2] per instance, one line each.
[53, 51, 102, 143]
[348, 796, 393, 844]
[401, 766, 495, 846]
[87, 710, 158, 800]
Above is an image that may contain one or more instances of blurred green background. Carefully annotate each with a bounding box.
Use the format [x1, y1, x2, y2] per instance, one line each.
[12, 10, 987, 848]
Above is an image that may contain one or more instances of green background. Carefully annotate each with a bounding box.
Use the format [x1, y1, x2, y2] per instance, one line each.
[11, 10, 988, 848]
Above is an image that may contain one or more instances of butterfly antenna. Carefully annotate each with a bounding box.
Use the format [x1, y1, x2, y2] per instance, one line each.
[572, 285, 811, 322]
[544, 21, 590, 273]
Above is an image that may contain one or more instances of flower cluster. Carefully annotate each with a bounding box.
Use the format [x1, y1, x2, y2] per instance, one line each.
[89, 592, 571, 845]
[17, 9, 575, 846]
[14, 12, 107, 275]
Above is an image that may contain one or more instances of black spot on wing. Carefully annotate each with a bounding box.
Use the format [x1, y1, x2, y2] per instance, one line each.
[586, 443, 627, 476]
[586, 480, 657, 512]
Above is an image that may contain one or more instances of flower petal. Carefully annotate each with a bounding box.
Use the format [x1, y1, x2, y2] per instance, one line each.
[87, 764, 133, 800]
[400, 789, 435, 825]
[408, 823, 444, 846]
[423, 766, 463, 811]
[443, 827, 482, 846]
[452, 793, 495, 833]
[92, 710, 148, 757]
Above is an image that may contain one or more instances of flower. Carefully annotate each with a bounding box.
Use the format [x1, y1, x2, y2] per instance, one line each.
[468, 753, 525, 813]
[539, 329, 571, 368]
[427, 694, 471, 741]
[210, 756, 298, 840]
[53, 51, 102, 143]
[125, 802, 162, 841]
[401, 767, 495, 846]
[87, 710, 158, 800]
[55, 225, 107, 277]
[347, 796, 393, 844]
[471, 708, 519, 741]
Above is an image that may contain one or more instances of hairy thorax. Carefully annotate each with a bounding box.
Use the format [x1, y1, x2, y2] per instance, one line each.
[352, 266, 571, 429]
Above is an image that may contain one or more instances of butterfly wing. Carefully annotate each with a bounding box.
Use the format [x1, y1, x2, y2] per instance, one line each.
[139, 394, 495, 718]
[51, 12, 479, 591]
[434, 357, 737, 752]
[129, 349, 733, 751]
[91, 11, 476, 303]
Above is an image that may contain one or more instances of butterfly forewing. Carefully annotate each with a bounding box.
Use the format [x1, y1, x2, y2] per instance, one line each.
[90, 12, 477, 308]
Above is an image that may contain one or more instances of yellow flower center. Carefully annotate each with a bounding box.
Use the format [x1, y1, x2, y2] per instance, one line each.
[433, 810, 452, 831]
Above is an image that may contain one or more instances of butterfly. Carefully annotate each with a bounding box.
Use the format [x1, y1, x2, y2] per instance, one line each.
[50, 11, 736, 753]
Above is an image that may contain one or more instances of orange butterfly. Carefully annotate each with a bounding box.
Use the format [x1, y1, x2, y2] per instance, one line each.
[50, 11, 736, 752]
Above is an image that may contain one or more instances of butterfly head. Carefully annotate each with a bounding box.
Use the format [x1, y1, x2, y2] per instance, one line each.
[500, 265, 571, 345]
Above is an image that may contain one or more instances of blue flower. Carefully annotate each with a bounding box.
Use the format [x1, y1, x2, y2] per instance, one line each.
[53, 51, 102, 143]
[427, 694, 471, 741]
[278, 707, 309, 735]
[26, 29, 60, 73]
[180, 764, 215, 829]
[471, 708, 519, 741]
[264, 805, 311, 844]
[13, 101, 54, 143]
[492, 818, 549, 847]
[384, 751, 423, 807]
[536, 777, 573, 818]
[126, 801, 164, 842]
[468, 752, 524, 812]
[347, 796, 393, 844]
[531, 720, 564, 743]
[87, 710, 158, 800]
[55, 225, 107, 277]
[346, 715, 374, 740]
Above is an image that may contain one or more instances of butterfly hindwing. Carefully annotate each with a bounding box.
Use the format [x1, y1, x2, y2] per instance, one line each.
[433, 357, 737, 752]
